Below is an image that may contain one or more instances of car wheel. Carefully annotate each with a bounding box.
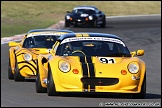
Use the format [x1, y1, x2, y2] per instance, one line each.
[47, 64, 59, 96]
[36, 61, 47, 93]
[65, 21, 70, 27]
[100, 18, 106, 28]
[8, 58, 14, 80]
[93, 20, 97, 28]
[14, 60, 25, 81]
[36, 73, 47, 93]
[132, 74, 146, 99]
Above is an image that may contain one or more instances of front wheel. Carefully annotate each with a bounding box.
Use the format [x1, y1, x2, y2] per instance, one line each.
[100, 18, 106, 28]
[8, 58, 14, 80]
[14, 60, 25, 81]
[132, 74, 146, 99]
[93, 19, 97, 28]
[47, 64, 59, 96]
[36, 73, 47, 93]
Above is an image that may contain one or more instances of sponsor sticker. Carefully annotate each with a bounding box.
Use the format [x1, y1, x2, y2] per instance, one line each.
[61, 37, 125, 47]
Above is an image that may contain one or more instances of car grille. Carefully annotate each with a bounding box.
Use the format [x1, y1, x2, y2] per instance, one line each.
[81, 77, 119, 86]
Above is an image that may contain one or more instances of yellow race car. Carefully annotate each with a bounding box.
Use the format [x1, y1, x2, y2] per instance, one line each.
[36, 32, 146, 99]
[8, 29, 74, 81]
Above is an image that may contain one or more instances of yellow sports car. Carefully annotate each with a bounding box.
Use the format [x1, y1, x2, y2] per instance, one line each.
[8, 29, 74, 81]
[36, 32, 146, 99]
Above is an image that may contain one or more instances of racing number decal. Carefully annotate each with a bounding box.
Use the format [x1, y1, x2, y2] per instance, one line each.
[99, 57, 116, 64]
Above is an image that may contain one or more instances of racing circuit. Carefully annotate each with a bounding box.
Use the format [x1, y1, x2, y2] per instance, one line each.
[1, 15, 161, 107]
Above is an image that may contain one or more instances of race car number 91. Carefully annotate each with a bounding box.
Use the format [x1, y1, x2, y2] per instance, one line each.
[98, 57, 116, 64]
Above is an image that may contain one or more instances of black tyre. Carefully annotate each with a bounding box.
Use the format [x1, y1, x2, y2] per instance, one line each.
[36, 60, 47, 93]
[8, 58, 14, 80]
[14, 60, 25, 81]
[100, 18, 106, 28]
[47, 64, 59, 96]
[65, 21, 70, 27]
[93, 19, 97, 28]
[132, 74, 146, 99]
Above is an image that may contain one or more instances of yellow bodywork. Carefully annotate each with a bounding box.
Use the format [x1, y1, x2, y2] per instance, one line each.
[8, 31, 72, 78]
[38, 49, 146, 93]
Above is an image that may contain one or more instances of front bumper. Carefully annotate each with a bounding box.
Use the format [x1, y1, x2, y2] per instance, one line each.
[66, 19, 94, 26]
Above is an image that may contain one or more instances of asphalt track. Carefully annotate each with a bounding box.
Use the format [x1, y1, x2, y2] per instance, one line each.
[1, 15, 161, 107]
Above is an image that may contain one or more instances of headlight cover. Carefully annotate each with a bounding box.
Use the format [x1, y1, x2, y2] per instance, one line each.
[59, 60, 70, 72]
[23, 53, 32, 62]
[128, 62, 139, 74]
[66, 15, 70, 20]
[89, 16, 93, 20]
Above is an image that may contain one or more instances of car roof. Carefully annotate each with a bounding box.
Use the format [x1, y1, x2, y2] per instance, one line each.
[25, 29, 74, 38]
[27, 29, 74, 34]
[58, 32, 122, 41]
[73, 6, 98, 10]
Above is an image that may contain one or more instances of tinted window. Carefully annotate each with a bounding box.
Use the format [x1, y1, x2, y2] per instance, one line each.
[56, 40, 131, 57]
[72, 9, 95, 14]
[22, 35, 59, 48]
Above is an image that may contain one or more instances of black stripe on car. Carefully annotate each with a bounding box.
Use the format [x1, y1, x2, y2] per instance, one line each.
[18, 61, 37, 75]
[79, 56, 88, 91]
[86, 56, 95, 92]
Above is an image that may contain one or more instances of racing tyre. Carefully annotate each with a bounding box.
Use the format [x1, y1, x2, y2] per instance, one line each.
[100, 18, 106, 28]
[8, 58, 14, 80]
[93, 20, 97, 28]
[132, 74, 146, 99]
[65, 21, 70, 27]
[47, 64, 59, 96]
[14, 60, 25, 81]
[36, 61, 47, 93]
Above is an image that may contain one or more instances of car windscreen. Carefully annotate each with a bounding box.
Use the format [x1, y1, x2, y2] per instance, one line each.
[22, 35, 59, 48]
[56, 40, 131, 57]
[72, 9, 95, 14]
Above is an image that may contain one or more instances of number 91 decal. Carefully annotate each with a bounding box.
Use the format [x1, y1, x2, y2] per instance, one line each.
[98, 57, 116, 64]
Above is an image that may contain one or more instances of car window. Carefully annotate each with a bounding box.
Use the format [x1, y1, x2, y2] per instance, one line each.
[72, 9, 95, 14]
[56, 40, 131, 57]
[22, 35, 59, 48]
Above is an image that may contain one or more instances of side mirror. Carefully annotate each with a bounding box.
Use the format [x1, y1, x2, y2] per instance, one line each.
[9, 41, 19, 47]
[39, 49, 52, 54]
[130, 50, 144, 57]
[66, 11, 71, 13]
[136, 50, 144, 56]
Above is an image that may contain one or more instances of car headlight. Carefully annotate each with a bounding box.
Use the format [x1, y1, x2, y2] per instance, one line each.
[66, 15, 70, 20]
[23, 53, 32, 62]
[59, 60, 70, 72]
[89, 16, 93, 20]
[128, 62, 139, 74]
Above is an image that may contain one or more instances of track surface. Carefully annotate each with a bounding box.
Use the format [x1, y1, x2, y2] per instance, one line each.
[1, 15, 161, 107]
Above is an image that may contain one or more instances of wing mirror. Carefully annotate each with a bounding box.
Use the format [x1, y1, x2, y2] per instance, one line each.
[98, 11, 101, 14]
[131, 50, 144, 57]
[39, 49, 56, 55]
[66, 11, 71, 13]
[8, 41, 20, 47]
[39, 49, 52, 54]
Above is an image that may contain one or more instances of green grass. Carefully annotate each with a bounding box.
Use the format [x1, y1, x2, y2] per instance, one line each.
[1, 1, 161, 38]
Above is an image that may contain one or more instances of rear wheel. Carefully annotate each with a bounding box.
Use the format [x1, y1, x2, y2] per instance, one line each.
[8, 58, 14, 80]
[14, 60, 25, 81]
[36, 60, 47, 93]
[132, 74, 146, 99]
[47, 64, 59, 96]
